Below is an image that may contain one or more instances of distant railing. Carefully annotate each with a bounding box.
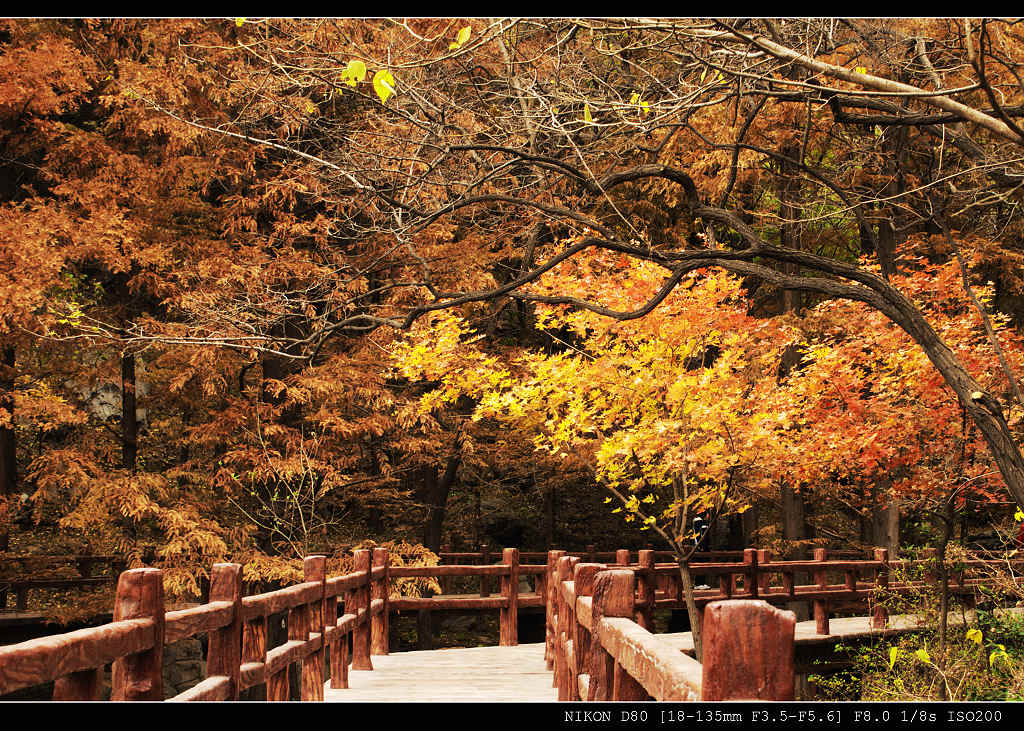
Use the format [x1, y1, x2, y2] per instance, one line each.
[1, 555, 123, 613]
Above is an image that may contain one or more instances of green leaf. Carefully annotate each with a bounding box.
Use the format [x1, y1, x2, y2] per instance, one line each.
[914, 648, 930, 663]
[966, 628, 983, 645]
[854, 66, 867, 74]
[1015, 507, 1024, 522]
[373, 69, 396, 103]
[235, 18, 245, 27]
[342, 59, 367, 87]
[888, 647, 899, 669]
[584, 102, 593, 123]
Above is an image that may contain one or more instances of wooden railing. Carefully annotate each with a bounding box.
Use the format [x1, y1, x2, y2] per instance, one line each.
[1, 555, 123, 613]
[545, 554, 796, 701]
[542, 547, 1024, 701]
[0, 547, 550, 700]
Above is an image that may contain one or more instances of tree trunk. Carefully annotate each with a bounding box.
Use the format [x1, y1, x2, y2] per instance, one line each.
[545, 484, 556, 547]
[421, 454, 461, 553]
[0, 345, 15, 552]
[121, 352, 137, 473]
[677, 559, 703, 662]
[781, 483, 811, 621]
[870, 478, 900, 557]
[781, 484, 806, 539]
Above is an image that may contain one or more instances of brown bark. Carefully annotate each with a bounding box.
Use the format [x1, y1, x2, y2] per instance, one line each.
[420, 453, 461, 553]
[0, 345, 15, 552]
[121, 352, 137, 473]
[677, 560, 703, 662]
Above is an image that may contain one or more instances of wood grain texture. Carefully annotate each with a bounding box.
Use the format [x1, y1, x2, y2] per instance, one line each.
[168, 675, 232, 702]
[241, 582, 320, 620]
[700, 599, 795, 701]
[302, 556, 326, 701]
[206, 564, 243, 700]
[0, 618, 153, 695]
[111, 568, 164, 701]
[873, 548, 890, 629]
[587, 569, 633, 701]
[52, 667, 102, 700]
[240, 615, 267, 691]
[325, 642, 555, 702]
[500, 548, 519, 646]
[598, 617, 702, 700]
[164, 602, 234, 644]
[351, 550, 373, 671]
[370, 549, 389, 656]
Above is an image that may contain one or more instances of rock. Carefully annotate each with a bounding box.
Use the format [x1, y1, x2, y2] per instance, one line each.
[162, 637, 205, 699]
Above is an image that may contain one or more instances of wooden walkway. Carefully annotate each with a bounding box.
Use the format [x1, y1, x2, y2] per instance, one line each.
[324, 608, 1024, 702]
[325, 642, 556, 702]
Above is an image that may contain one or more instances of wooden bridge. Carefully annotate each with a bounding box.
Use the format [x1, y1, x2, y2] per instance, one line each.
[1, 546, 1019, 702]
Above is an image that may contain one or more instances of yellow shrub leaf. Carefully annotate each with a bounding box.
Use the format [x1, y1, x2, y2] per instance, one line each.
[342, 59, 367, 87]
[373, 69, 396, 103]
[449, 25, 472, 50]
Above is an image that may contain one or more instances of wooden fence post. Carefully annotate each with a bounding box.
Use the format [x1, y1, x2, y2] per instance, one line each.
[616, 548, 630, 566]
[53, 668, 103, 700]
[702, 599, 795, 700]
[756, 549, 772, 595]
[587, 544, 596, 563]
[586, 569, 639, 701]
[242, 612, 268, 698]
[872, 547, 889, 629]
[921, 547, 937, 583]
[480, 544, 491, 597]
[440, 544, 452, 595]
[500, 548, 519, 646]
[352, 549, 373, 670]
[636, 549, 655, 630]
[555, 555, 574, 700]
[416, 609, 433, 651]
[302, 555, 326, 701]
[743, 548, 758, 598]
[813, 548, 830, 636]
[571, 563, 602, 702]
[207, 563, 243, 700]
[371, 548, 389, 655]
[545, 549, 564, 672]
[284, 567, 311, 701]
[326, 578, 346, 690]
[111, 568, 164, 701]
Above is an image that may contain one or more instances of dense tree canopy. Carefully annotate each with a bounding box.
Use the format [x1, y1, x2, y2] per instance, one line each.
[3, 18, 1024, 626]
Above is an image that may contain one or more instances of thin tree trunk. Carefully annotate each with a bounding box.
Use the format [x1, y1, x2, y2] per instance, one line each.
[677, 559, 703, 662]
[422, 453, 461, 553]
[121, 352, 137, 473]
[0, 345, 16, 552]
